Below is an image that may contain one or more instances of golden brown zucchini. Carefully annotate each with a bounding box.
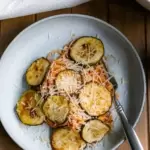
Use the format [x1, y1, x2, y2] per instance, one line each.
[26, 58, 50, 86]
[70, 37, 104, 65]
[16, 90, 45, 125]
[45, 117, 68, 128]
[82, 64, 114, 95]
[51, 128, 86, 150]
[43, 96, 69, 127]
[98, 112, 113, 128]
[99, 62, 114, 95]
[79, 82, 112, 116]
[55, 70, 82, 94]
[82, 120, 109, 143]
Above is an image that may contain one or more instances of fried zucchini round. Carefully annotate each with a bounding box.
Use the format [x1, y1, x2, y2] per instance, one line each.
[26, 57, 50, 86]
[51, 128, 86, 150]
[43, 96, 69, 127]
[82, 120, 109, 143]
[45, 117, 68, 128]
[16, 90, 45, 125]
[70, 37, 104, 65]
[79, 82, 112, 116]
[56, 70, 82, 94]
[98, 112, 113, 128]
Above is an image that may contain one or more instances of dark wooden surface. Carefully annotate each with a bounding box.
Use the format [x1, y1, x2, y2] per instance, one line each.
[0, 0, 149, 149]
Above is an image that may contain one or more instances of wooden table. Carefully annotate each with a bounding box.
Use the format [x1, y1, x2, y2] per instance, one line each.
[0, 0, 149, 149]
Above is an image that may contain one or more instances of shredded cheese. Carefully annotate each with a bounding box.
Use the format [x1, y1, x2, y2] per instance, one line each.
[39, 44, 115, 131]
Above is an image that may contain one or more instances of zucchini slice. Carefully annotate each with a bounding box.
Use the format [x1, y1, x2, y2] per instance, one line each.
[70, 37, 104, 65]
[43, 96, 69, 127]
[26, 58, 50, 86]
[82, 64, 114, 95]
[16, 90, 44, 125]
[51, 128, 86, 150]
[98, 112, 113, 127]
[56, 70, 82, 94]
[45, 117, 68, 128]
[82, 120, 109, 143]
[79, 82, 112, 116]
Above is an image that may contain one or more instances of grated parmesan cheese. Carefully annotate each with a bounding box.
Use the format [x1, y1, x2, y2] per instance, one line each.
[39, 44, 116, 132]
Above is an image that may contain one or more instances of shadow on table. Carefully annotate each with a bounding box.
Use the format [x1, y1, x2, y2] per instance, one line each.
[0, 122, 21, 150]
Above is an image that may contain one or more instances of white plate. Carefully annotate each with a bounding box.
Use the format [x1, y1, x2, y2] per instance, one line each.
[0, 14, 146, 150]
[136, 0, 150, 10]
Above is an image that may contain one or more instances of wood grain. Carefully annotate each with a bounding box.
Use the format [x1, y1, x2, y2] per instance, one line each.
[0, 15, 35, 56]
[0, 123, 21, 150]
[109, 1, 149, 150]
[36, 8, 71, 21]
[72, 0, 108, 21]
[0, 15, 35, 150]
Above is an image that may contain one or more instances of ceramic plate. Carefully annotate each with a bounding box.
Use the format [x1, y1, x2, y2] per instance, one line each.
[0, 14, 146, 150]
[136, 0, 150, 11]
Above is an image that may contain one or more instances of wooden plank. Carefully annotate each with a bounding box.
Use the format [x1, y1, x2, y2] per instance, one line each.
[0, 15, 35, 56]
[147, 11, 150, 149]
[72, 0, 108, 21]
[0, 15, 35, 150]
[109, 1, 148, 150]
[0, 123, 21, 150]
[109, 0, 146, 60]
[36, 8, 71, 21]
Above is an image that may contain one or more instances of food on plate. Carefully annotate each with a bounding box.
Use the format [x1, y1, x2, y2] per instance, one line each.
[79, 82, 112, 116]
[68, 98, 91, 130]
[43, 96, 69, 127]
[82, 64, 114, 94]
[26, 57, 50, 86]
[56, 69, 82, 94]
[98, 112, 113, 127]
[16, 36, 116, 149]
[70, 37, 104, 65]
[51, 128, 86, 150]
[16, 90, 44, 125]
[82, 120, 109, 143]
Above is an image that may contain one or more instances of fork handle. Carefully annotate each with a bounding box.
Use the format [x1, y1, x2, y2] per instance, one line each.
[115, 100, 144, 150]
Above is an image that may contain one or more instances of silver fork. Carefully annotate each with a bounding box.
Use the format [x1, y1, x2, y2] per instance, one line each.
[110, 77, 144, 150]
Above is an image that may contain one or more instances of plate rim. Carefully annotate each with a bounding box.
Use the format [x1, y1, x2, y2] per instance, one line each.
[136, 0, 150, 11]
[0, 14, 146, 150]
